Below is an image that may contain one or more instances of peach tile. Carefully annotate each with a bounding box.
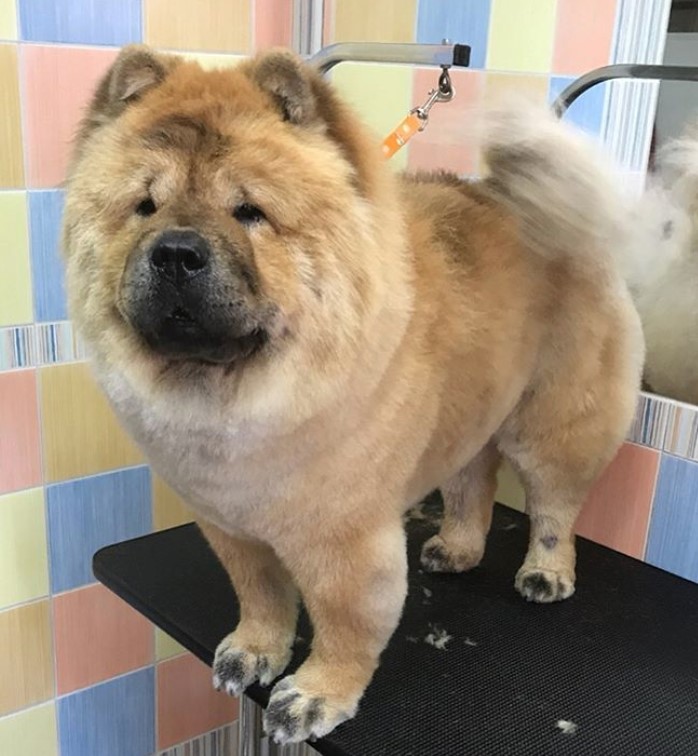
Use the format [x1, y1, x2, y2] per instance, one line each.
[553, 0, 617, 76]
[408, 69, 484, 175]
[53, 583, 153, 695]
[157, 653, 238, 749]
[153, 475, 193, 531]
[145, 0, 251, 53]
[40, 362, 142, 483]
[333, 0, 417, 43]
[576, 443, 659, 559]
[0, 44, 24, 187]
[0, 600, 54, 715]
[22, 45, 118, 188]
[255, 0, 293, 50]
[0, 370, 41, 495]
[323, 0, 334, 45]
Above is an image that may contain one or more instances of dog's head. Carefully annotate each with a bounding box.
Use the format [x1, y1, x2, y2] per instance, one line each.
[63, 46, 406, 416]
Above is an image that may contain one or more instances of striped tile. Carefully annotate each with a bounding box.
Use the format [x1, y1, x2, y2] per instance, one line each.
[157, 724, 237, 756]
[659, 402, 698, 463]
[627, 393, 673, 450]
[57, 667, 155, 756]
[0, 321, 86, 371]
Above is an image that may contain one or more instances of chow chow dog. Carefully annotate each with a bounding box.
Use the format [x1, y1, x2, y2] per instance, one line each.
[62, 45, 643, 743]
[620, 123, 698, 405]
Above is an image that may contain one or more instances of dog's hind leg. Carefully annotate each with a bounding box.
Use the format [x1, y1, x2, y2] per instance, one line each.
[199, 522, 299, 696]
[421, 442, 501, 573]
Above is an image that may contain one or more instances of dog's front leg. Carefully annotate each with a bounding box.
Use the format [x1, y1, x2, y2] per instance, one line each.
[263, 516, 407, 744]
[199, 521, 299, 695]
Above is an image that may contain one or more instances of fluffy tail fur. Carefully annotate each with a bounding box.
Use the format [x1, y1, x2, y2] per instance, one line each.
[479, 101, 629, 266]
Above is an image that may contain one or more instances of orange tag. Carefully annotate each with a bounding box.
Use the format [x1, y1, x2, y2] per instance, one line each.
[381, 113, 423, 159]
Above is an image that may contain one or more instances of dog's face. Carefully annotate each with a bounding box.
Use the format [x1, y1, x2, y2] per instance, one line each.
[63, 46, 401, 413]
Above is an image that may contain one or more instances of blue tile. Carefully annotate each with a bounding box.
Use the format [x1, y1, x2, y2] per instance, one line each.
[416, 0, 492, 69]
[58, 667, 155, 756]
[19, 0, 142, 46]
[646, 455, 698, 584]
[549, 76, 607, 137]
[47, 467, 152, 593]
[28, 190, 67, 322]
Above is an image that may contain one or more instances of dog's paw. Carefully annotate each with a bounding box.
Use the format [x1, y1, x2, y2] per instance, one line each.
[212, 635, 291, 696]
[263, 676, 357, 744]
[420, 534, 483, 573]
[515, 567, 575, 603]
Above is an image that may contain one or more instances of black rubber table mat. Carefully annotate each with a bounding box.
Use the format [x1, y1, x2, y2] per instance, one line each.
[94, 498, 698, 756]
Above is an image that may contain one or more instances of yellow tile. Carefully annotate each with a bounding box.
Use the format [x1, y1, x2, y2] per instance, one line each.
[0, 489, 49, 610]
[40, 363, 143, 483]
[181, 52, 245, 70]
[0, 601, 53, 716]
[0, 192, 32, 327]
[0, 0, 17, 40]
[0, 45, 23, 187]
[496, 460, 525, 513]
[484, 72, 550, 105]
[332, 63, 413, 171]
[146, 0, 251, 53]
[156, 628, 187, 661]
[487, 0, 557, 73]
[153, 475, 193, 531]
[333, 0, 417, 43]
[0, 703, 57, 756]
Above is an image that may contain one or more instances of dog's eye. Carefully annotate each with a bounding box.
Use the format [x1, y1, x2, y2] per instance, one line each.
[135, 198, 157, 217]
[233, 203, 266, 226]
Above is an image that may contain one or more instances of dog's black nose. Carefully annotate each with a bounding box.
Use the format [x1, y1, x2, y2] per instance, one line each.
[150, 229, 210, 283]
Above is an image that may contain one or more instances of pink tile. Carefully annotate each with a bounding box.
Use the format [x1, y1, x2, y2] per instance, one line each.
[53, 583, 153, 694]
[157, 653, 238, 749]
[576, 443, 659, 560]
[553, 0, 617, 76]
[407, 69, 484, 175]
[254, 0, 293, 50]
[0, 370, 41, 494]
[22, 45, 119, 188]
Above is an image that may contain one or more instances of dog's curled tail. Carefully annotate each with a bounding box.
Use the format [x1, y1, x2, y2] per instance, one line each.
[480, 101, 628, 263]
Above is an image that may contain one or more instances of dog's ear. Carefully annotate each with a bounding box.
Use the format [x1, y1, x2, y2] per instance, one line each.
[82, 45, 177, 134]
[245, 50, 321, 126]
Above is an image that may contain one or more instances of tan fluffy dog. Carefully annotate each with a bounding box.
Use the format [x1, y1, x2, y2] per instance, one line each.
[62, 45, 643, 743]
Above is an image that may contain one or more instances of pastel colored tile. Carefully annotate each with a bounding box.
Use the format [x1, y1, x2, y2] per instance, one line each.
[153, 475, 193, 531]
[0, 702, 57, 756]
[408, 68, 484, 175]
[40, 362, 142, 482]
[0, 488, 48, 609]
[486, 0, 557, 73]
[416, 0, 492, 69]
[0, 45, 24, 187]
[157, 654, 238, 750]
[549, 76, 607, 136]
[182, 52, 245, 70]
[646, 455, 698, 583]
[553, 0, 617, 76]
[46, 466, 152, 593]
[19, 0, 141, 45]
[255, 0, 293, 50]
[54, 583, 153, 694]
[145, 0, 251, 53]
[0, 600, 53, 716]
[576, 443, 659, 559]
[29, 190, 67, 322]
[0, 192, 33, 327]
[495, 459, 525, 512]
[0, 0, 17, 40]
[333, 63, 413, 170]
[22, 45, 118, 188]
[156, 628, 187, 661]
[484, 72, 550, 106]
[58, 667, 154, 756]
[0, 369, 41, 495]
[333, 0, 417, 43]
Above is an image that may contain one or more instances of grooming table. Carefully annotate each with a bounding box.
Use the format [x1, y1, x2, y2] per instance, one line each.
[94, 498, 698, 756]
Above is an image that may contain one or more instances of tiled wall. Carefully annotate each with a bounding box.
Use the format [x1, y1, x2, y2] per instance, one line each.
[0, 1, 692, 755]
[0, 0, 295, 753]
